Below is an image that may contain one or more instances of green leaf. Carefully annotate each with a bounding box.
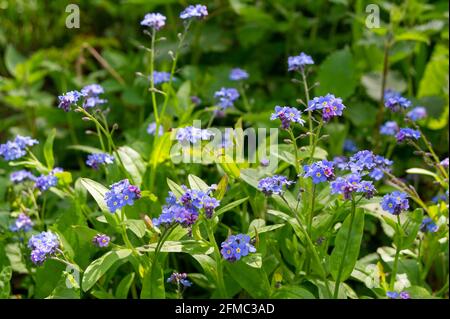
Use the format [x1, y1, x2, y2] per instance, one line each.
[141, 261, 165, 298]
[81, 249, 132, 292]
[225, 258, 271, 298]
[404, 286, 436, 299]
[215, 197, 249, 216]
[406, 168, 439, 180]
[188, 174, 210, 191]
[247, 224, 285, 237]
[44, 128, 56, 169]
[400, 209, 423, 249]
[242, 253, 262, 268]
[273, 145, 328, 167]
[167, 178, 185, 198]
[316, 47, 357, 100]
[268, 210, 306, 242]
[394, 31, 430, 44]
[117, 146, 146, 186]
[0, 266, 12, 298]
[137, 240, 213, 255]
[46, 272, 81, 299]
[272, 285, 315, 299]
[79, 178, 109, 213]
[330, 208, 365, 283]
[4, 45, 25, 77]
[125, 219, 147, 238]
[192, 254, 217, 283]
[150, 133, 172, 166]
[417, 45, 448, 98]
[215, 175, 228, 200]
[361, 71, 407, 101]
[115, 273, 135, 299]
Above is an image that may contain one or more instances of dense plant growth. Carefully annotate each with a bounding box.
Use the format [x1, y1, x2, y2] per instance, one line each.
[0, 1, 448, 299]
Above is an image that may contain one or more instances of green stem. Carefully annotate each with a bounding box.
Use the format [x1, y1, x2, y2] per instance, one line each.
[309, 120, 323, 163]
[120, 208, 139, 257]
[239, 83, 251, 111]
[308, 185, 316, 235]
[205, 220, 227, 298]
[149, 28, 159, 123]
[207, 111, 216, 129]
[333, 198, 356, 299]
[280, 195, 332, 297]
[389, 215, 402, 290]
[287, 128, 300, 174]
[95, 122, 106, 152]
[300, 69, 312, 147]
[417, 127, 449, 180]
[78, 107, 134, 183]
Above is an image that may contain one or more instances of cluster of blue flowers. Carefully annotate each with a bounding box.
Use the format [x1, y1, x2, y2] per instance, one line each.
[386, 291, 410, 299]
[306, 94, 346, 122]
[167, 272, 192, 287]
[147, 122, 164, 136]
[10, 169, 36, 183]
[258, 175, 293, 196]
[58, 84, 106, 111]
[407, 107, 427, 121]
[81, 84, 107, 108]
[10, 213, 33, 232]
[396, 128, 421, 142]
[152, 185, 220, 229]
[92, 234, 111, 247]
[0, 135, 38, 161]
[58, 91, 82, 112]
[34, 174, 58, 191]
[288, 52, 314, 71]
[334, 157, 348, 171]
[140, 12, 166, 30]
[384, 90, 411, 112]
[151, 71, 171, 85]
[104, 179, 141, 213]
[179, 4, 208, 20]
[86, 153, 114, 170]
[214, 87, 240, 111]
[345, 150, 393, 181]
[270, 106, 305, 130]
[380, 121, 399, 136]
[229, 68, 249, 81]
[345, 150, 384, 172]
[303, 160, 335, 184]
[34, 168, 62, 192]
[330, 174, 376, 200]
[420, 217, 438, 233]
[28, 231, 59, 265]
[220, 234, 256, 262]
[176, 126, 214, 144]
[381, 191, 409, 215]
